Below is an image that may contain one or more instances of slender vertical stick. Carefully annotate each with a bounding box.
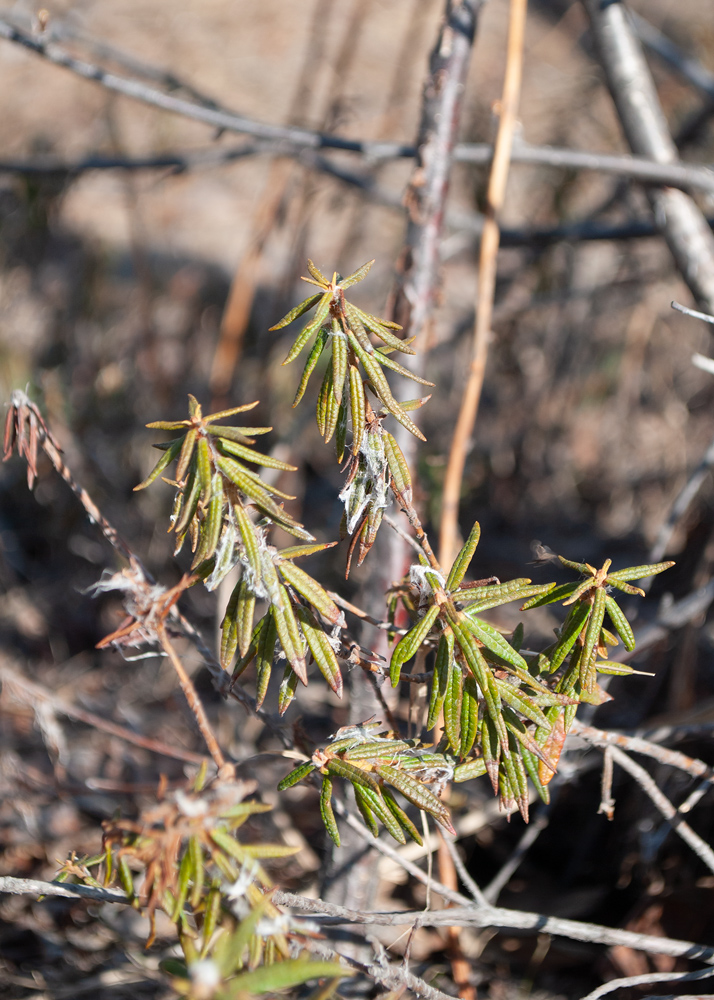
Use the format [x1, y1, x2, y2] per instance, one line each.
[157, 623, 227, 772]
[439, 0, 528, 569]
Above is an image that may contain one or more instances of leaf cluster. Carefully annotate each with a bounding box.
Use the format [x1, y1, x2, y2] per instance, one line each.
[279, 725, 489, 845]
[57, 774, 349, 998]
[272, 260, 432, 569]
[386, 524, 673, 820]
[135, 395, 347, 710]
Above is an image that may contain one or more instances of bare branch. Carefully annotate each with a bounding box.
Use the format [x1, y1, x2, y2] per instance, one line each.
[328, 801, 714, 963]
[629, 11, 714, 101]
[571, 719, 714, 786]
[6, 874, 714, 969]
[580, 964, 714, 1000]
[0, 876, 129, 905]
[301, 935, 459, 1000]
[583, 0, 714, 314]
[393, 0, 483, 348]
[606, 744, 714, 875]
[673, 300, 714, 326]
[3, 139, 714, 198]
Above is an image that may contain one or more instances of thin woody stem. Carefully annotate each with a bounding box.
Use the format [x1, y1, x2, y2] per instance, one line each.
[394, 487, 442, 572]
[439, 0, 528, 569]
[156, 623, 227, 771]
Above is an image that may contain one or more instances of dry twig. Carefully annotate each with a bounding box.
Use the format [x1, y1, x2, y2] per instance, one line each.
[439, 0, 528, 568]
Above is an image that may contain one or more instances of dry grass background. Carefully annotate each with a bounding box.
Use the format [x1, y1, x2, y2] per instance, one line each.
[2, 1, 714, 998]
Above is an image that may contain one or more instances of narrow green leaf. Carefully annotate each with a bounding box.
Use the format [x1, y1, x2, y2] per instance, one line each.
[460, 675, 479, 757]
[205, 402, 260, 421]
[235, 579, 257, 657]
[332, 328, 348, 403]
[279, 541, 338, 560]
[580, 587, 607, 693]
[173, 464, 201, 538]
[562, 578, 599, 606]
[326, 758, 380, 792]
[457, 582, 555, 613]
[446, 520, 481, 591]
[383, 431, 412, 501]
[278, 760, 316, 790]
[349, 365, 365, 455]
[341, 740, 413, 761]
[604, 595, 636, 652]
[606, 560, 675, 582]
[192, 471, 224, 568]
[282, 293, 331, 364]
[189, 835, 204, 910]
[444, 658, 462, 752]
[196, 436, 212, 504]
[134, 437, 184, 490]
[607, 579, 647, 597]
[278, 560, 341, 624]
[293, 328, 329, 408]
[220, 581, 241, 670]
[375, 764, 454, 833]
[558, 555, 591, 573]
[382, 787, 423, 844]
[231, 615, 264, 682]
[234, 503, 263, 582]
[294, 606, 343, 697]
[549, 600, 591, 672]
[255, 611, 278, 708]
[495, 678, 550, 728]
[520, 581, 580, 609]
[595, 660, 654, 676]
[269, 292, 322, 331]
[427, 631, 452, 729]
[520, 746, 550, 804]
[339, 258, 374, 289]
[306, 259, 330, 285]
[176, 428, 198, 482]
[278, 664, 299, 715]
[481, 715, 500, 794]
[453, 757, 488, 782]
[335, 392, 347, 464]
[376, 350, 434, 385]
[353, 783, 380, 837]
[271, 594, 307, 684]
[227, 959, 352, 995]
[218, 438, 297, 471]
[462, 614, 528, 673]
[390, 603, 440, 684]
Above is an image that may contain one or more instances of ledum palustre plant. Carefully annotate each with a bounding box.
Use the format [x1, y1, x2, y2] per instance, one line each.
[3, 258, 674, 990]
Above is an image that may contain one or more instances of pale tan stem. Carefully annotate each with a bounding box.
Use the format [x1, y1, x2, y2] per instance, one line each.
[439, 0, 528, 569]
[157, 623, 227, 771]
